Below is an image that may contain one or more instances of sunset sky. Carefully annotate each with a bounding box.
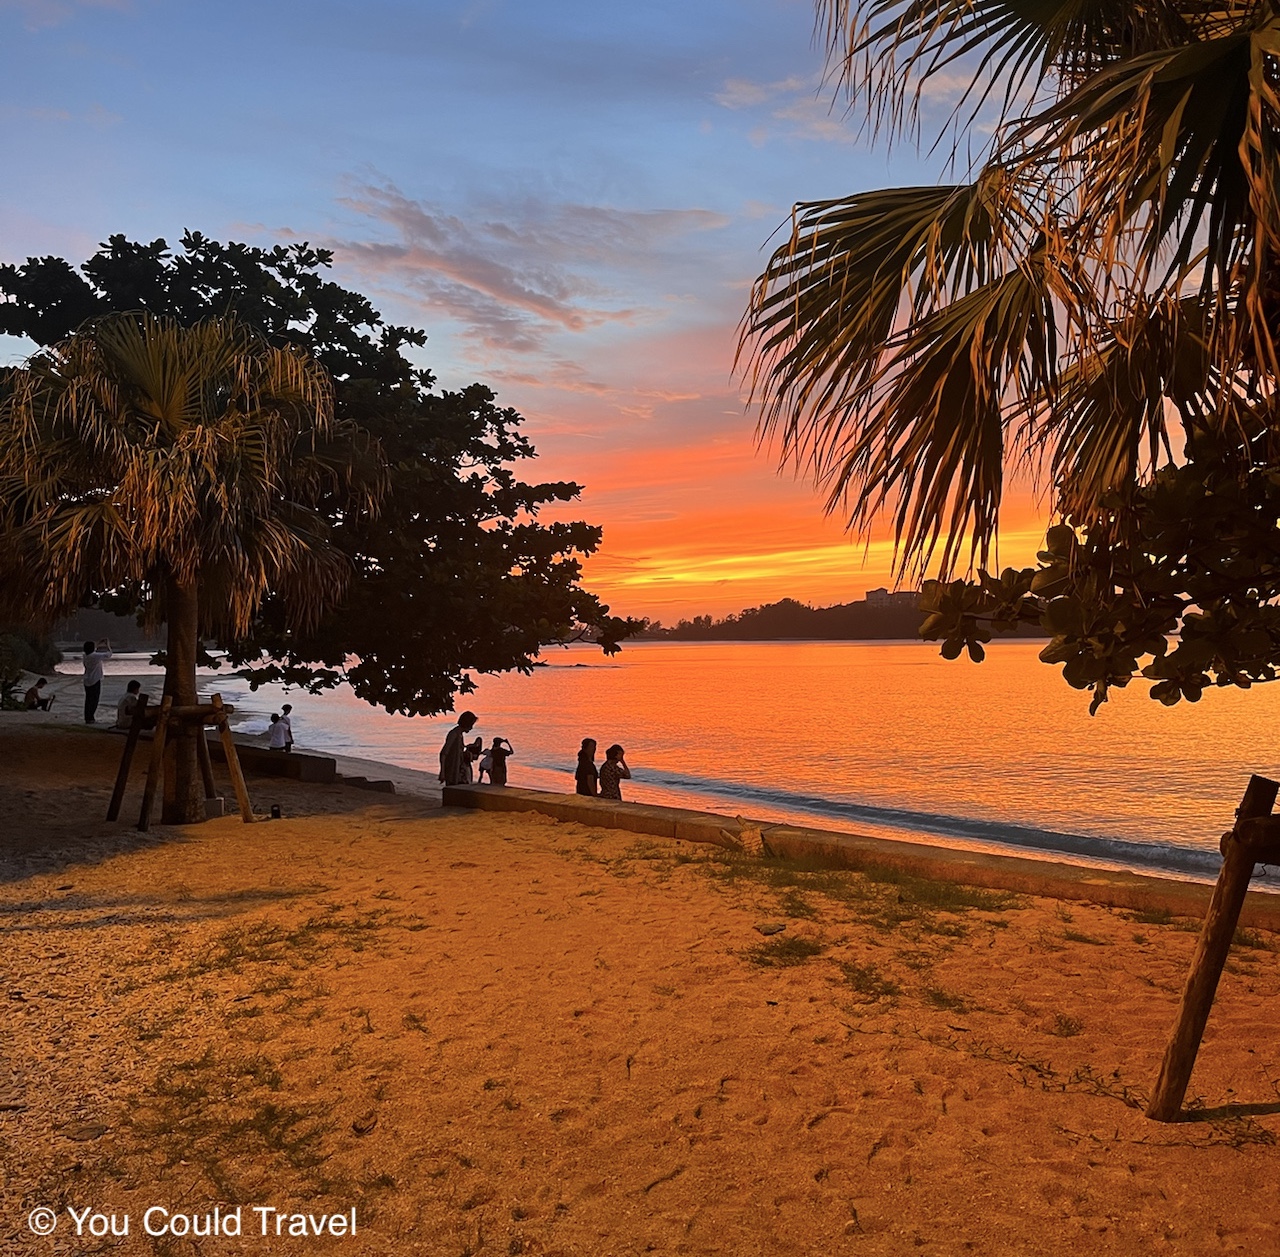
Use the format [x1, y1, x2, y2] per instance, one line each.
[0, 0, 1050, 622]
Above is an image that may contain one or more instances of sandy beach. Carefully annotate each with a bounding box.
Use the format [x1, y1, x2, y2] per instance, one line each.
[3, 720, 1280, 1256]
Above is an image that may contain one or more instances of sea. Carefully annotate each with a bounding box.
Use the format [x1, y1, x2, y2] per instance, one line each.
[62, 640, 1280, 881]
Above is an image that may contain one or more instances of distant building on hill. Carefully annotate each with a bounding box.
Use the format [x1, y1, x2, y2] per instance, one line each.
[864, 587, 920, 608]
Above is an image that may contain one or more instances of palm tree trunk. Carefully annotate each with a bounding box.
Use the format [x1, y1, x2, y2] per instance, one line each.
[161, 573, 205, 825]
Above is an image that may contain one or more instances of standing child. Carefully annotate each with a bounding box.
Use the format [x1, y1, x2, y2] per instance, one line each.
[599, 744, 631, 800]
[280, 703, 294, 752]
[485, 737, 514, 786]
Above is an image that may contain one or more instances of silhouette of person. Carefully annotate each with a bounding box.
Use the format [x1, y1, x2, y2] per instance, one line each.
[575, 738, 598, 796]
[82, 638, 112, 724]
[115, 679, 143, 728]
[439, 711, 478, 785]
[462, 736, 483, 784]
[484, 737, 513, 786]
[24, 678, 54, 711]
[599, 744, 631, 800]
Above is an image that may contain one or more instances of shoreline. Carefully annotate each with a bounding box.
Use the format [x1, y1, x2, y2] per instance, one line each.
[16, 663, 1264, 891]
[5, 718, 1280, 1255]
[442, 783, 1280, 929]
[6, 693, 1255, 902]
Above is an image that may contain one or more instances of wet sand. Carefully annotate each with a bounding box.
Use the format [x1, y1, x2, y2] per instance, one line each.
[2, 721, 1279, 1255]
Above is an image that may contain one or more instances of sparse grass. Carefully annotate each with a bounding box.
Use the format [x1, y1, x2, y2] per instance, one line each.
[840, 961, 900, 1000]
[1063, 929, 1107, 946]
[1047, 1013, 1084, 1038]
[897, 949, 934, 972]
[689, 849, 1019, 946]
[922, 986, 968, 1013]
[161, 908, 413, 983]
[126, 1046, 335, 1197]
[861, 865, 1019, 914]
[1233, 927, 1271, 951]
[743, 935, 826, 967]
[225, 1003, 264, 1021]
[779, 889, 820, 919]
[1128, 907, 1173, 926]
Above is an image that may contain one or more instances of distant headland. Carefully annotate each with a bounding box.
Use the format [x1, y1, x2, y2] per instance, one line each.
[636, 591, 1047, 643]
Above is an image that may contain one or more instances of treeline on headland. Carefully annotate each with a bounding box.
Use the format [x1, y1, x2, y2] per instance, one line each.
[637, 594, 1048, 642]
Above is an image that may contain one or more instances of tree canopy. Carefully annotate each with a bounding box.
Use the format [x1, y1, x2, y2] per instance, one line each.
[741, 0, 1280, 712]
[0, 311, 357, 820]
[0, 232, 635, 717]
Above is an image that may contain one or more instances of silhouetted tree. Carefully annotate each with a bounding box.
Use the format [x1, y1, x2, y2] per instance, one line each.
[742, 0, 1280, 711]
[1, 233, 637, 722]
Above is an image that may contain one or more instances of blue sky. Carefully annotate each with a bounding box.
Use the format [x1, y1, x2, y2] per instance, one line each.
[0, 0, 1039, 619]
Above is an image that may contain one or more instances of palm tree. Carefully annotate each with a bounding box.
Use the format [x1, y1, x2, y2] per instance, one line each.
[0, 313, 374, 822]
[742, 0, 1280, 580]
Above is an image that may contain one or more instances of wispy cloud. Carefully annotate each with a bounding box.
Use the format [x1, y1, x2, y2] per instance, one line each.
[331, 180, 729, 355]
[714, 75, 810, 110]
[0, 101, 120, 126]
[1, 0, 130, 30]
[714, 71, 861, 146]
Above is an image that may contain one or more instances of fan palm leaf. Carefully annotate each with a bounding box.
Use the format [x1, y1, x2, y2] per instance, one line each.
[744, 0, 1280, 578]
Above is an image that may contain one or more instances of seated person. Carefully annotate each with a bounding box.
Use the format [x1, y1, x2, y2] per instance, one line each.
[23, 678, 55, 711]
[115, 679, 144, 729]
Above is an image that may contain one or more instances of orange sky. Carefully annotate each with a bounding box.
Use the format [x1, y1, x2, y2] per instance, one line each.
[479, 318, 1054, 625]
[0, 0, 1056, 629]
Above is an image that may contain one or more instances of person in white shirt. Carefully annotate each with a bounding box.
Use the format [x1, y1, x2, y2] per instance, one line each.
[268, 713, 289, 751]
[82, 638, 112, 724]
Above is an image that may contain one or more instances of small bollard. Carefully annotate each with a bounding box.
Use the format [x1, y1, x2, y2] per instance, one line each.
[270, 804, 282, 819]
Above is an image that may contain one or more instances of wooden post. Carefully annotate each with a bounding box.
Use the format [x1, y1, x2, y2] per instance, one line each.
[106, 694, 150, 822]
[1146, 774, 1279, 1121]
[196, 726, 217, 800]
[137, 695, 173, 833]
[211, 693, 254, 823]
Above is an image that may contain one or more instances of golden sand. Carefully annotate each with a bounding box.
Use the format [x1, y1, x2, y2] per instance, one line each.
[2, 723, 1279, 1255]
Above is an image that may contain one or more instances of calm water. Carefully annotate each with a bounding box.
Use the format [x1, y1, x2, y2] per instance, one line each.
[169, 640, 1280, 879]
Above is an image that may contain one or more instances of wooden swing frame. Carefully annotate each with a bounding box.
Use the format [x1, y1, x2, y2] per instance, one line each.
[106, 692, 254, 831]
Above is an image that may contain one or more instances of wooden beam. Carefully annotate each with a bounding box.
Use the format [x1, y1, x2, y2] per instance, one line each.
[106, 694, 150, 822]
[137, 694, 173, 833]
[1147, 774, 1279, 1121]
[166, 704, 235, 722]
[211, 693, 254, 823]
[196, 727, 217, 800]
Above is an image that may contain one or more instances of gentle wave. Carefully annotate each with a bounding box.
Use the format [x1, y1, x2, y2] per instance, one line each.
[626, 766, 1229, 878]
[191, 640, 1280, 885]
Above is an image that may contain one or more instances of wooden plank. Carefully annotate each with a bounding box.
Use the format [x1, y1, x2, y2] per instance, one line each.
[212, 693, 254, 823]
[196, 726, 217, 800]
[1147, 774, 1279, 1121]
[137, 695, 173, 833]
[167, 704, 234, 722]
[106, 694, 150, 822]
